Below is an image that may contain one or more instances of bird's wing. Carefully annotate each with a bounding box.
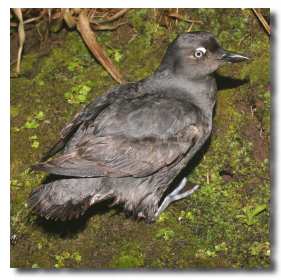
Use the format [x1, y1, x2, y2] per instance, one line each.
[40, 81, 148, 161]
[40, 102, 110, 161]
[39, 84, 130, 161]
[34, 95, 207, 178]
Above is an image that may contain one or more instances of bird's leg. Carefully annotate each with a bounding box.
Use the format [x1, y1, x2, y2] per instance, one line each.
[155, 178, 199, 218]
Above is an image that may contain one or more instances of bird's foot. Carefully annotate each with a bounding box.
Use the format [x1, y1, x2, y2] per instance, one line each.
[155, 178, 199, 218]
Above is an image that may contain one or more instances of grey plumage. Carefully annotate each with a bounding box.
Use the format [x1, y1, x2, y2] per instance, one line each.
[29, 31, 249, 222]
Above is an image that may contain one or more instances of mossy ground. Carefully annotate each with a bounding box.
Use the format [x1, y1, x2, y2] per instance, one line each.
[10, 9, 270, 269]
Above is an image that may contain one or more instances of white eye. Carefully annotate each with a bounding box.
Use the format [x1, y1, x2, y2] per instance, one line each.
[194, 47, 207, 58]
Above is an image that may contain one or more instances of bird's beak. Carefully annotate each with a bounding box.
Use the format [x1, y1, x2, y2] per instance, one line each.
[220, 50, 250, 63]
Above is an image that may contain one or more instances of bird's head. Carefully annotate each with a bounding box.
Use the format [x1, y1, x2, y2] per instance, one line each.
[159, 31, 249, 79]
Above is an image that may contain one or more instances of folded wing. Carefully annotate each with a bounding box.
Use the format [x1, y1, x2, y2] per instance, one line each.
[34, 95, 206, 178]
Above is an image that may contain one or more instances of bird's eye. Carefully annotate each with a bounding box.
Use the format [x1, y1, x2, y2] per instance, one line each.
[194, 47, 207, 58]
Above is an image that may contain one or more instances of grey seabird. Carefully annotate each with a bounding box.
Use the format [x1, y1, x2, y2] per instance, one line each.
[29, 31, 249, 222]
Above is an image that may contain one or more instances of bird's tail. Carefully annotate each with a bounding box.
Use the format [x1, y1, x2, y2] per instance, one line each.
[28, 176, 113, 221]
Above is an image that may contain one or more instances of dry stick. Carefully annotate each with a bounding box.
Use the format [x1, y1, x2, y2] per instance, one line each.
[23, 9, 46, 25]
[252, 8, 270, 35]
[77, 12, 125, 84]
[167, 12, 203, 24]
[92, 8, 130, 24]
[23, 15, 43, 24]
[13, 8, 25, 74]
[11, 11, 44, 27]
[187, 22, 194, 33]
[89, 9, 97, 22]
[100, 8, 130, 23]
[91, 22, 127, 31]
[48, 9, 52, 23]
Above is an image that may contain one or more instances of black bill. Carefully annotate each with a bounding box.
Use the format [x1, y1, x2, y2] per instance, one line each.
[220, 51, 250, 63]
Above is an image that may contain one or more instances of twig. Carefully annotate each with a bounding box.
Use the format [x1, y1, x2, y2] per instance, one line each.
[91, 22, 127, 31]
[13, 8, 25, 74]
[23, 14, 44, 24]
[12, 10, 46, 26]
[153, 8, 157, 19]
[93, 8, 130, 24]
[187, 22, 194, 33]
[206, 170, 210, 184]
[62, 8, 77, 28]
[167, 12, 203, 24]
[252, 8, 270, 35]
[47, 9, 52, 23]
[77, 12, 125, 84]
[89, 9, 97, 22]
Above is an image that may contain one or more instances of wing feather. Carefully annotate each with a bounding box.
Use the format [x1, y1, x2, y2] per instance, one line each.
[33, 125, 202, 178]
[34, 94, 207, 178]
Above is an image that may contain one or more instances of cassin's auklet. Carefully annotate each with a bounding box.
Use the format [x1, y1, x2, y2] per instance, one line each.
[29, 31, 249, 222]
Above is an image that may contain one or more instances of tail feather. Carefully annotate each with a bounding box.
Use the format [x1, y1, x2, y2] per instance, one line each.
[28, 177, 110, 221]
[28, 175, 160, 222]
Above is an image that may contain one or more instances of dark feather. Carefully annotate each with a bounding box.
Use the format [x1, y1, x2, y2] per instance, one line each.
[33, 95, 204, 178]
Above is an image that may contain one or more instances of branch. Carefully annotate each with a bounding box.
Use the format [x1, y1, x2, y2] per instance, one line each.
[13, 8, 25, 74]
[93, 8, 130, 24]
[77, 12, 125, 84]
[252, 8, 270, 35]
[167, 12, 203, 24]
[91, 21, 127, 31]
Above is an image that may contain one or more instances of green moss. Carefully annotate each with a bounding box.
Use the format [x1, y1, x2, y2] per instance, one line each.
[112, 243, 144, 268]
[11, 105, 20, 118]
[18, 53, 39, 74]
[155, 228, 175, 241]
[237, 204, 267, 226]
[29, 135, 40, 149]
[64, 83, 92, 104]
[54, 251, 82, 268]
[128, 9, 151, 33]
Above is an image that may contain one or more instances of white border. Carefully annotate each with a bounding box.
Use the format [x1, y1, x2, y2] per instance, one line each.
[7, 0, 278, 9]
[2, 1, 280, 279]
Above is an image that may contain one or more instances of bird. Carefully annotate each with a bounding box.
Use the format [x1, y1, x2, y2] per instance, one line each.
[28, 31, 249, 222]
